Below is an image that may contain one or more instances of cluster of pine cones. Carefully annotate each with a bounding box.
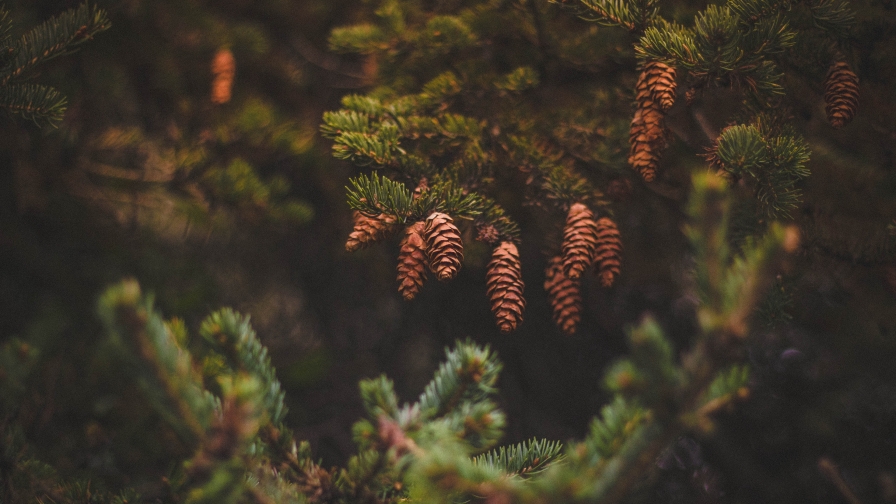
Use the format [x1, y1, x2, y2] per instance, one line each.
[629, 61, 676, 182]
[628, 59, 859, 181]
[545, 203, 622, 335]
[345, 211, 525, 333]
[345, 204, 622, 335]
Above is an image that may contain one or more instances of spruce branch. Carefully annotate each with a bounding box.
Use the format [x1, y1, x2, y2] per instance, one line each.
[439, 400, 506, 449]
[0, 83, 66, 128]
[583, 397, 650, 461]
[0, 2, 110, 85]
[708, 123, 809, 218]
[416, 340, 502, 420]
[804, 0, 854, 37]
[320, 110, 372, 139]
[98, 280, 216, 447]
[198, 309, 288, 425]
[359, 375, 401, 420]
[346, 172, 415, 219]
[699, 364, 750, 417]
[564, 0, 660, 33]
[473, 439, 564, 478]
[329, 24, 392, 54]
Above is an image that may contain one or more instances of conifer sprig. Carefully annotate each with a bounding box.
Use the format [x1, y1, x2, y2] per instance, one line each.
[561, 0, 660, 33]
[0, 83, 65, 128]
[417, 341, 501, 420]
[0, 2, 110, 85]
[473, 439, 564, 478]
[0, 2, 108, 127]
[198, 309, 288, 425]
[98, 280, 217, 446]
[346, 172, 414, 219]
[636, 7, 791, 99]
[708, 123, 810, 218]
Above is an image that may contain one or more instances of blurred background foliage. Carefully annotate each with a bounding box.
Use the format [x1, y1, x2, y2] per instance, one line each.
[1, 0, 896, 502]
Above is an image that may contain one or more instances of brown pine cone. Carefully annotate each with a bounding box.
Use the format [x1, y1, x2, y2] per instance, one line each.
[824, 61, 859, 128]
[345, 211, 397, 252]
[210, 48, 235, 104]
[594, 217, 622, 287]
[486, 241, 526, 333]
[397, 221, 428, 300]
[636, 61, 677, 111]
[424, 212, 464, 281]
[544, 255, 581, 335]
[562, 203, 599, 280]
[628, 102, 667, 182]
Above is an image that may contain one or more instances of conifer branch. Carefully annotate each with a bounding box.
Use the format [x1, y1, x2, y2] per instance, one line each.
[0, 3, 110, 85]
[346, 172, 415, 219]
[98, 280, 216, 447]
[562, 0, 659, 33]
[473, 439, 564, 478]
[0, 83, 66, 128]
[198, 309, 288, 425]
[417, 341, 501, 420]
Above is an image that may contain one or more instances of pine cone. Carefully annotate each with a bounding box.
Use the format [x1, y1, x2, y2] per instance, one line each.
[594, 217, 622, 287]
[628, 103, 666, 182]
[210, 48, 235, 104]
[486, 241, 526, 333]
[345, 211, 397, 252]
[636, 61, 677, 111]
[425, 212, 464, 281]
[544, 255, 581, 335]
[824, 61, 859, 128]
[397, 221, 428, 300]
[561, 203, 599, 280]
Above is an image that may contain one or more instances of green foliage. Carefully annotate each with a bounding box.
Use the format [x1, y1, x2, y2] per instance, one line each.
[198, 309, 288, 425]
[0, 2, 108, 127]
[473, 438, 564, 478]
[98, 279, 217, 444]
[416, 340, 501, 420]
[567, 0, 660, 32]
[703, 364, 750, 405]
[582, 397, 649, 461]
[710, 123, 810, 218]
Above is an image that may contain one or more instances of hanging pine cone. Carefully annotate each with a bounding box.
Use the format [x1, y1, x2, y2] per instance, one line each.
[544, 256, 581, 335]
[345, 211, 397, 252]
[628, 103, 666, 182]
[425, 212, 464, 281]
[562, 203, 599, 280]
[636, 61, 677, 111]
[486, 242, 526, 333]
[824, 62, 859, 128]
[210, 47, 235, 104]
[397, 221, 428, 300]
[594, 217, 622, 287]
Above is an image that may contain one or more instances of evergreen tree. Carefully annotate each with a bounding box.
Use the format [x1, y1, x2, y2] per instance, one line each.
[2, 0, 896, 503]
